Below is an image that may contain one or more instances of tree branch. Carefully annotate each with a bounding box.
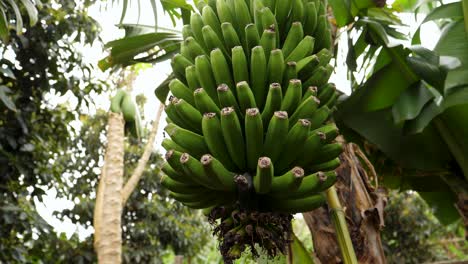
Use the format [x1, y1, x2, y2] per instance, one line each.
[121, 102, 164, 204]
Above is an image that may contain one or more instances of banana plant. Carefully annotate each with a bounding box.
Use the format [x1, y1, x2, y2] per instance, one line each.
[98, 0, 193, 70]
[157, 0, 357, 262]
[0, 0, 39, 42]
[333, 0, 468, 225]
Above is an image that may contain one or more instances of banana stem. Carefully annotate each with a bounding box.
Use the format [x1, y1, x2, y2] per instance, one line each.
[434, 117, 468, 182]
[325, 186, 358, 264]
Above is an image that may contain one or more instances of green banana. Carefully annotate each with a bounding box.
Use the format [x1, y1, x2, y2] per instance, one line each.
[232, 46, 249, 84]
[317, 82, 336, 104]
[283, 61, 298, 90]
[207, 0, 217, 11]
[275, 119, 311, 172]
[263, 111, 289, 162]
[312, 123, 339, 144]
[182, 193, 235, 209]
[289, 95, 321, 125]
[217, 84, 242, 117]
[245, 23, 260, 54]
[202, 5, 223, 40]
[196, 0, 208, 13]
[211, 48, 235, 90]
[261, 0, 275, 11]
[261, 83, 283, 127]
[171, 60, 186, 84]
[259, 28, 276, 61]
[294, 131, 327, 167]
[303, 2, 317, 36]
[316, 48, 333, 67]
[285, 35, 315, 63]
[250, 46, 267, 109]
[289, 0, 305, 26]
[185, 65, 201, 91]
[220, 107, 246, 170]
[233, 0, 252, 41]
[282, 22, 304, 59]
[110, 89, 126, 113]
[267, 49, 285, 85]
[270, 166, 304, 193]
[170, 189, 213, 203]
[162, 162, 193, 184]
[253, 157, 273, 194]
[202, 112, 237, 170]
[217, 0, 235, 25]
[180, 153, 225, 189]
[195, 55, 218, 101]
[165, 98, 192, 130]
[194, 88, 221, 115]
[165, 150, 188, 178]
[201, 154, 237, 191]
[180, 41, 193, 63]
[304, 64, 333, 88]
[172, 54, 193, 79]
[281, 79, 303, 115]
[307, 158, 341, 173]
[301, 86, 318, 102]
[162, 138, 188, 153]
[306, 143, 344, 165]
[236, 81, 257, 114]
[324, 91, 338, 109]
[274, 0, 292, 37]
[182, 24, 194, 40]
[203, 25, 229, 58]
[161, 176, 202, 194]
[174, 98, 203, 133]
[245, 108, 264, 171]
[252, 0, 265, 34]
[308, 106, 331, 130]
[297, 55, 320, 80]
[278, 171, 337, 199]
[164, 123, 209, 159]
[260, 7, 279, 46]
[185, 37, 207, 60]
[189, 13, 208, 50]
[266, 193, 326, 213]
[314, 15, 332, 52]
[169, 79, 195, 106]
[221, 22, 241, 52]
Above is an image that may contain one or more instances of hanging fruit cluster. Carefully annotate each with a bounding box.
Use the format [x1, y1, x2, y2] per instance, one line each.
[161, 0, 341, 262]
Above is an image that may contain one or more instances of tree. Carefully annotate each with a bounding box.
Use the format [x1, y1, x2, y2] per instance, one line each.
[1, 1, 211, 262]
[58, 108, 211, 263]
[0, 0, 103, 261]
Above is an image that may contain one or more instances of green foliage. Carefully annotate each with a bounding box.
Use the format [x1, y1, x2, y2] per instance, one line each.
[382, 191, 468, 263]
[333, 0, 468, 224]
[0, 0, 104, 261]
[56, 109, 211, 262]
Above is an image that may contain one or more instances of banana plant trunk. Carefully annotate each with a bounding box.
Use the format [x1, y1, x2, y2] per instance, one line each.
[94, 112, 125, 264]
[303, 143, 387, 264]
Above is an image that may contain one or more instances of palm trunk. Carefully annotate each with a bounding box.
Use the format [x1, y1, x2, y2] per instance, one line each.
[94, 112, 125, 264]
[303, 143, 387, 264]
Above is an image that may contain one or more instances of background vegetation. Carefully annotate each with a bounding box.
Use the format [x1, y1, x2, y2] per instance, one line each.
[0, 0, 467, 263]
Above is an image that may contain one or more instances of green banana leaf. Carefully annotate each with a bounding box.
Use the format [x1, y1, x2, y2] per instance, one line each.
[336, 6, 468, 224]
[98, 32, 181, 71]
[288, 232, 316, 264]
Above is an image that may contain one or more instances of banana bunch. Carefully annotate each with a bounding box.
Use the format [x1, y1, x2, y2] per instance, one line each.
[161, 0, 341, 261]
[111, 89, 142, 139]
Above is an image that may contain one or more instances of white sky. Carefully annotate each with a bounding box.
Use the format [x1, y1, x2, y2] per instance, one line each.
[35, 0, 443, 240]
